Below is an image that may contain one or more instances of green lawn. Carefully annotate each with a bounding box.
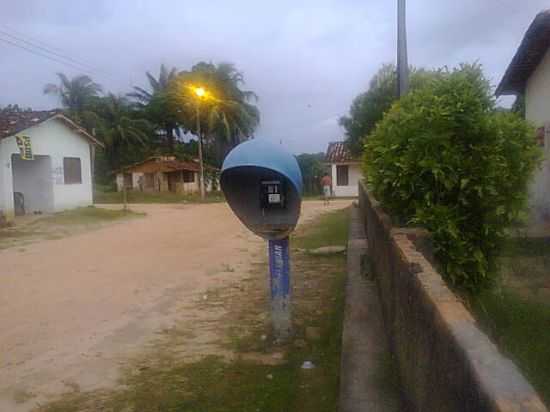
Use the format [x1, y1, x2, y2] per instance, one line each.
[30, 207, 143, 226]
[467, 237, 550, 406]
[292, 208, 349, 250]
[0, 207, 142, 250]
[94, 189, 225, 204]
[37, 208, 350, 412]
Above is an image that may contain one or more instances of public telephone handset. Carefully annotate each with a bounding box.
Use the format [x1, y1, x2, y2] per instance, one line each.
[260, 179, 286, 210]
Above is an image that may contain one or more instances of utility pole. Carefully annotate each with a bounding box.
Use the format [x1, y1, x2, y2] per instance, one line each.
[196, 101, 206, 200]
[397, 0, 409, 97]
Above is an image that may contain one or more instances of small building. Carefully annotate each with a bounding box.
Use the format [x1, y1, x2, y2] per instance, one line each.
[497, 10, 550, 222]
[325, 141, 362, 197]
[0, 110, 103, 220]
[116, 156, 218, 193]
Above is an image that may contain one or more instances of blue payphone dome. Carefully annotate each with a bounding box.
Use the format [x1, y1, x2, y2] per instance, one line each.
[221, 139, 303, 240]
[222, 139, 303, 194]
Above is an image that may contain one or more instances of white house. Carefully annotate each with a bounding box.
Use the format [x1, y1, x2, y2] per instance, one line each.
[0, 110, 102, 221]
[325, 141, 362, 197]
[497, 10, 550, 223]
[115, 155, 219, 194]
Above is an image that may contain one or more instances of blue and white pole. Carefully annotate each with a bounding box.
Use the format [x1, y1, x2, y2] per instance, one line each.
[268, 237, 291, 340]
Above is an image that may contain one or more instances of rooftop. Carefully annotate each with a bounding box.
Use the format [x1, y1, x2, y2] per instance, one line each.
[121, 156, 207, 174]
[0, 110, 103, 146]
[496, 10, 550, 96]
[325, 141, 358, 163]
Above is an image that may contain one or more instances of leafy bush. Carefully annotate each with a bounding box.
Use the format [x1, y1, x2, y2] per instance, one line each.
[364, 64, 541, 292]
[340, 64, 443, 156]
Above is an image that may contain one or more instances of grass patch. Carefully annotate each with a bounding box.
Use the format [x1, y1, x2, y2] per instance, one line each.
[94, 189, 225, 204]
[464, 236, 550, 407]
[36, 207, 350, 412]
[292, 208, 349, 250]
[0, 207, 143, 250]
[30, 207, 143, 226]
[468, 289, 550, 405]
[501, 236, 550, 257]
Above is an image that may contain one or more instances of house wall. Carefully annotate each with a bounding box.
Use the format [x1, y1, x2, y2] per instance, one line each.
[330, 162, 362, 197]
[526, 49, 550, 125]
[117, 170, 204, 194]
[525, 49, 550, 222]
[0, 118, 93, 218]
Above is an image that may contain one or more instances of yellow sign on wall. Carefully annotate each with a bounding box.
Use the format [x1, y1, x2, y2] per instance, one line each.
[15, 135, 33, 160]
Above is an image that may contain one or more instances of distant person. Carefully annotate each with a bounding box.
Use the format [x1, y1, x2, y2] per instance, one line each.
[321, 173, 332, 205]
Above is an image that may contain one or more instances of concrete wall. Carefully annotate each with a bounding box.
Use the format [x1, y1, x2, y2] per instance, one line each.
[331, 162, 361, 197]
[0, 118, 93, 217]
[525, 49, 550, 222]
[358, 181, 547, 412]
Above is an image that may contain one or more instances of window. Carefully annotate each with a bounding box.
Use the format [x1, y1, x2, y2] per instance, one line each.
[183, 171, 195, 183]
[63, 157, 82, 184]
[336, 165, 349, 186]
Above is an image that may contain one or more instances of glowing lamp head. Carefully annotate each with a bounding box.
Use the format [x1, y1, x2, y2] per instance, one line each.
[194, 87, 206, 98]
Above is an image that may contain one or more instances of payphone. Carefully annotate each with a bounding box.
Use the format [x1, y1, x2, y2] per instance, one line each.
[221, 139, 303, 340]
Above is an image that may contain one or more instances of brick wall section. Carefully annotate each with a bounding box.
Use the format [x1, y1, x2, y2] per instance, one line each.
[358, 181, 548, 412]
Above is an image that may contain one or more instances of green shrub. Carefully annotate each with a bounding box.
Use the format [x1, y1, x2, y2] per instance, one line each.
[364, 63, 541, 292]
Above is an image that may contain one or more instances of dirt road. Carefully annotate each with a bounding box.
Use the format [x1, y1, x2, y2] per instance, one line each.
[0, 200, 349, 411]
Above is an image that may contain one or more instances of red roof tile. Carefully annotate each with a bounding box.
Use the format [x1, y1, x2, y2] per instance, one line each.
[325, 141, 357, 163]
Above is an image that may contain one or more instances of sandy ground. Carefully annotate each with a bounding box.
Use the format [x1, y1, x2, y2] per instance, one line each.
[0, 200, 350, 411]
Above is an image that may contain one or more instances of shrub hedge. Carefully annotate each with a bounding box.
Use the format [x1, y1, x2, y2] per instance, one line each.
[364, 64, 541, 292]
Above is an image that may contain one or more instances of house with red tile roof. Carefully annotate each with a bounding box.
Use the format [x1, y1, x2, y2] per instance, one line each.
[324, 141, 362, 197]
[115, 155, 218, 194]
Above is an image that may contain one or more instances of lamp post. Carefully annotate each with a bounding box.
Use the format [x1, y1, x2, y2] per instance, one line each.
[193, 86, 206, 200]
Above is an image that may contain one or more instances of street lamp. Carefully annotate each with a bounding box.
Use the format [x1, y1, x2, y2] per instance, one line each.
[192, 86, 207, 200]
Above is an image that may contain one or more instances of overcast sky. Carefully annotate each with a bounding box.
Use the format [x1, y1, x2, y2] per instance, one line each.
[1, 1, 548, 154]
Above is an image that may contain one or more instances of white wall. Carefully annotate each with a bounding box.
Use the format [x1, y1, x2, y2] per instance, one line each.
[525, 49, 550, 222]
[526, 49, 550, 125]
[331, 162, 362, 197]
[0, 118, 93, 217]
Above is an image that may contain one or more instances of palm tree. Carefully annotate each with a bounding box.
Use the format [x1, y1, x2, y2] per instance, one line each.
[95, 94, 152, 171]
[127, 64, 179, 150]
[128, 64, 177, 106]
[44, 73, 102, 115]
[171, 62, 259, 156]
[167, 62, 260, 197]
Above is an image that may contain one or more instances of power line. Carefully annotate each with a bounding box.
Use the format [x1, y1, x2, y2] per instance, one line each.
[0, 27, 113, 80]
[0, 28, 96, 73]
[0, 24, 108, 75]
[0, 35, 98, 76]
[0, 24, 70, 54]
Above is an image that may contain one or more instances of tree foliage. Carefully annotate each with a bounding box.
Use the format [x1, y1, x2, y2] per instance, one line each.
[42, 62, 260, 182]
[296, 153, 328, 195]
[167, 62, 260, 164]
[364, 63, 541, 292]
[340, 64, 441, 156]
[127, 64, 180, 150]
[44, 73, 102, 115]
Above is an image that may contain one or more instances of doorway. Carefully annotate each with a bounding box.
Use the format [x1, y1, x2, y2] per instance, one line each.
[11, 154, 54, 215]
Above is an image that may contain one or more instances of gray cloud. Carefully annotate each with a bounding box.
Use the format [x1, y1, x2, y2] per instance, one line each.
[0, 0, 548, 153]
